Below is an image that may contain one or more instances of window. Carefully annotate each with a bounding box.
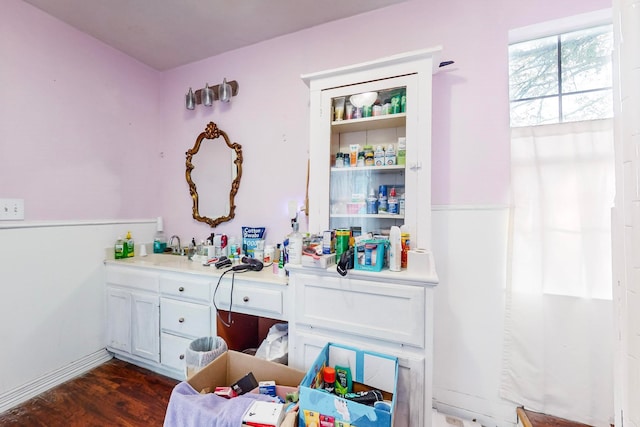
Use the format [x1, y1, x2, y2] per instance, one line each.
[509, 24, 613, 127]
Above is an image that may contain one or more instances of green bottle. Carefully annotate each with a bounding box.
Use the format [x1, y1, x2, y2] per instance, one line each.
[125, 231, 134, 258]
[115, 236, 125, 259]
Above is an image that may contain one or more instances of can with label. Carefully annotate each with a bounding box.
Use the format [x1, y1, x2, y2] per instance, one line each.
[336, 229, 350, 258]
[401, 232, 410, 268]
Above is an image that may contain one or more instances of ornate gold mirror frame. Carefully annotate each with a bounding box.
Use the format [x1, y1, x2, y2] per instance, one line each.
[185, 122, 243, 227]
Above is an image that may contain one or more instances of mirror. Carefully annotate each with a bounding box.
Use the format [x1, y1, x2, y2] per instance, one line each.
[186, 122, 243, 227]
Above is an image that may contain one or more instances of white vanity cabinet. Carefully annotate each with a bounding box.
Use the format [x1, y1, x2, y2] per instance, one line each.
[106, 266, 160, 364]
[287, 268, 436, 427]
[297, 48, 442, 427]
[159, 274, 213, 376]
[105, 257, 290, 380]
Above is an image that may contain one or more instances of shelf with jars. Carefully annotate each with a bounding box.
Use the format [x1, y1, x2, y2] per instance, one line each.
[303, 47, 440, 248]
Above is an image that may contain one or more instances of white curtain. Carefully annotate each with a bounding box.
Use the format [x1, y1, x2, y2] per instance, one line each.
[500, 119, 615, 426]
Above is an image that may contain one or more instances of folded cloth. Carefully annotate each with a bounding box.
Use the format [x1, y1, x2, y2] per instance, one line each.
[163, 381, 273, 427]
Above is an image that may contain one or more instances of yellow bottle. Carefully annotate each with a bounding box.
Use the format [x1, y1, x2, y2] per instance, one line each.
[125, 231, 134, 258]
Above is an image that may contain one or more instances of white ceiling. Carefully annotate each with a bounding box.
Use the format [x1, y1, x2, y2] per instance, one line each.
[22, 0, 406, 71]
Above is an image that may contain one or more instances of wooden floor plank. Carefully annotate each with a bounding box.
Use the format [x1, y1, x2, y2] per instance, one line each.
[0, 358, 178, 427]
[520, 407, 594, 427]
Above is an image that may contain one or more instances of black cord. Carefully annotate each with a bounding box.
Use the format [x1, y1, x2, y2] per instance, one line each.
[213, 267, 250, 328]
[213, 268, 234, 328]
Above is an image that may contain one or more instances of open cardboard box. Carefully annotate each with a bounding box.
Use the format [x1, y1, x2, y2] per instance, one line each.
[187, 350, 305, 394]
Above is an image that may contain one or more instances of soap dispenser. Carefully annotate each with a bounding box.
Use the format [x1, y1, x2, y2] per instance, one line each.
[114, 236, 125, 259]
[125, 231, 134, 258]
[153, 217, 167, 254]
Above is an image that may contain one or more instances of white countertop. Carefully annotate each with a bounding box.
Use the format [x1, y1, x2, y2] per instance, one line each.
[105, 253, 288, 286]
[286, 263, 439, 286]
[105, 253, 438, 287]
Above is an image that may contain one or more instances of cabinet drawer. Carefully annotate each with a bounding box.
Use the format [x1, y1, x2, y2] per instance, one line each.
[106, 267, 159, 292]
[161, 332, 191, 375]
[214, 281, 283, 317]
[293, 273, 425, 347]
[160, 275, 211, 303]
[160, 298, 211, 338]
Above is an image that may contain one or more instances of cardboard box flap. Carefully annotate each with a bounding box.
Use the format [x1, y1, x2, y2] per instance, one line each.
[188, 350, 305, 394]
[327, 344, 397, 394]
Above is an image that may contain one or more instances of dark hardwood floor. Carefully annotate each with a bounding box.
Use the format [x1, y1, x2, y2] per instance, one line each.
[0, 358, 179, 427]
[518, 407, 595, 427]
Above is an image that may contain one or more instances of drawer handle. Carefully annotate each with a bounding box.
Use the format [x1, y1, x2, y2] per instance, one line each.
[179, 354, 184, 360]
[178, 286, 185, 292]
[243, 296, 249, 302]
[178, 317, 185, 323]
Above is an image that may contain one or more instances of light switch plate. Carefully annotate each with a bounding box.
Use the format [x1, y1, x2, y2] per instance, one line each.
[0, 198, 25, 220]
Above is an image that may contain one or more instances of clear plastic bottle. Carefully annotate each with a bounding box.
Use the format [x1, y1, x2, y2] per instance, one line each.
[389, 226, 401, 272]
[288, 222, 303, 265]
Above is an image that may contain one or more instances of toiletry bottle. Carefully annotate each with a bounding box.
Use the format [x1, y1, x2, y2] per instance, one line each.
[114, 236, 125, 259]
[385, 143, 396, 165]
[397, 137, 406, 166]
[125, 231, 134, 257]
[388, 187, 398, 214]
[323, 366, 336, 394]
[274, 243, 282, 274]
[401, 231, 411, 269]
[378, 185, 388, 213]
[366, 188, 378, 214]
[153, 217, 167, 253]
[389, 226, 402, 272]
[288, 222, 303, 265]
[122, 234, 129, 258]
[374, 145, 385, 166]
[277, 243, 286, 277]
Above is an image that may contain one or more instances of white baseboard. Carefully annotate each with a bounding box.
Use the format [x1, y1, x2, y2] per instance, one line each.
[0, 349, 113, 414]
[433, 388, 517, 427]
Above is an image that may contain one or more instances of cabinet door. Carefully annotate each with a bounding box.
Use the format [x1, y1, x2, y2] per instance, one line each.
[106, 287, 131, 353]
[161, 332, 192, 377]
[293, 273, 425, 347]
[310, 74, 429, 238]
[213, 280, 284, 319]
[160, 298, 211, 339]
[131, 292, 160, 362]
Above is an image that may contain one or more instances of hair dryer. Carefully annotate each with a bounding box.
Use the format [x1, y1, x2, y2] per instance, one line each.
[232, 256, 264, 272]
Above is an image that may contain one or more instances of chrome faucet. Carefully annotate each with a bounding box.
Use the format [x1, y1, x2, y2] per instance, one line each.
[169, 235, 181, 254]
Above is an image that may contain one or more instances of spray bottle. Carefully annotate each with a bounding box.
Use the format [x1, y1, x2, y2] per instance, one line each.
[389, 225, 401, 272]
[286, 201, 303, 265]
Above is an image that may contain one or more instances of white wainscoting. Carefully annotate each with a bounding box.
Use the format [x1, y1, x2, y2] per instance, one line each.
[431, 205, 516, 427]
[0, 219, 156, 413]
[0, 209, 520, 425]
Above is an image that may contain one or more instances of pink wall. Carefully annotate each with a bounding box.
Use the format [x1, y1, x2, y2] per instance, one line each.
[2, 0, 609, 243]
[158, 0, 610, 244]
[0, 0, 161, 221]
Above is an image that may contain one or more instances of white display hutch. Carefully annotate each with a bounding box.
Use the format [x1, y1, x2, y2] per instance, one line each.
[288, 48, 442, 427]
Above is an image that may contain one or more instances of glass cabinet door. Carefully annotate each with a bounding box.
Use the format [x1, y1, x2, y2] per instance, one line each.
[322, 76, 415, 237]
